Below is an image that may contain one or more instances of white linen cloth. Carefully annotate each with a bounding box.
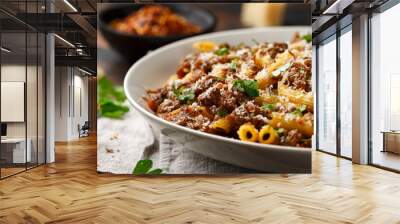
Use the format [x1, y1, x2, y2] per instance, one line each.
[97, 105, 253, 174]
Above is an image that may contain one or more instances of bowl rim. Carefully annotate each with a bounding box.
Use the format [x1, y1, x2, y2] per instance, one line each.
[98, 4, 217, 40]
[124, 27, 312, 153]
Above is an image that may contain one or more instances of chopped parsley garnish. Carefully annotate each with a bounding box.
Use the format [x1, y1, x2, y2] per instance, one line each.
[99, 98, 129, 119]
[216, 108, 229, 117]
[230, 59, 239, 70]
[173, 86, 195, 103]
[292, 104, 307, 116]
[272, 62, 291, 77]
[277, 128, 285, 134]
[233, 79, 260, 97]
[298, 104, 307, 112]
[215, 47, 229, 56]
[301, 34, 312, 43]
[98, 75, 129, 119]
[261, 103, 276, 111]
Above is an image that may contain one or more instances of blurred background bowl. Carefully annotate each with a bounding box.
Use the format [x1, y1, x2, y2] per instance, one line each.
[99, 4, 216, 63]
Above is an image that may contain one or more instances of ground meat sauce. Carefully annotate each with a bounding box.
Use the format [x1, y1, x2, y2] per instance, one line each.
[111, 5, 200, 36]
[145, 33, 313, 147]
[284, 62, 312, 92]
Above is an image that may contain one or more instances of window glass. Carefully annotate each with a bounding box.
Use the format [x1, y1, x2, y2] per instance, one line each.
[317, 37, 337, 154]
[339, 29, 352, 158]
[371, 3, 400, 171]
[1, 31, 28, 177]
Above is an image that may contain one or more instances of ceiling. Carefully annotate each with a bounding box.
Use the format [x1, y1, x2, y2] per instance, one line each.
[0, 0, 97, 73]
[311, 0, 391, 43]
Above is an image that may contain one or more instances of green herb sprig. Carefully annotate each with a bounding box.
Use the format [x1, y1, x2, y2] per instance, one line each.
[173, 86, 195, 103]
[261, 103, 276, 111]
[215, 47, 229, 56]
[216, 108, 229, 117]
[132, 159, 163, 175]
[98, 76, 129, 119]
[301, 34, 312, 43]
[233, 79, 260, 97]
[292, 104, 307, 116]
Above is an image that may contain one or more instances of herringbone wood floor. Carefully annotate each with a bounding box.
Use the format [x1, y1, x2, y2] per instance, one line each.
[0, 135, 399, 224]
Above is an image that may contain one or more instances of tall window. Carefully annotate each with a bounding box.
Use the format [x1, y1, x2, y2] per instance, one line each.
[370, 3, 400, 171]
[317, 36, 337, 154]
[339, 28, 352, 158]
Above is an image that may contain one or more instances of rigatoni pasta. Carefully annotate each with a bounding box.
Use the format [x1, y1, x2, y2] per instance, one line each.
[146, 33, 313, 147]
[237, 123, 259, 142]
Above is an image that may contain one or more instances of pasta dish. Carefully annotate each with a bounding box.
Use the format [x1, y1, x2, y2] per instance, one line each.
[110, 5, 200, 36]
[145, 33, 313, 147]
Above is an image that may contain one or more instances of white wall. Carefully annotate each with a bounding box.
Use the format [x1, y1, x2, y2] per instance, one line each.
[1, 65, 34, 138]
[54, 67, 89, 141]
[55, 66, 69, 141]
[1, 63, 46, 164]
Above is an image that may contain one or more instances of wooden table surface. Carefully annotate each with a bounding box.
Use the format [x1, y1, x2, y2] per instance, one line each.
[1, 135, 400, 223]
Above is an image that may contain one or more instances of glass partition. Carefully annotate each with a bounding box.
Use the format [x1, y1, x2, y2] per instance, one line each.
[1, 30, 28, 177]
[370, 3, 400, 171]
[339, 27, 352, 158]
[0, 1, 46, 179]
[317, 36, 337, 154]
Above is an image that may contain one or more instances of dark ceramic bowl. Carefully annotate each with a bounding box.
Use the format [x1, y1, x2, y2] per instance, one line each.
[99, 4, 216, 63]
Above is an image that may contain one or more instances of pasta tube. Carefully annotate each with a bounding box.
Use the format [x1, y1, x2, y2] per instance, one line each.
[161, 108, 182, 121]
[258, 125, 279, 144]
[278, 83, 313, 110]
[193, 41, 216, 52]
[256, 51, 294, 89]
[269, 112, 313, 137]
[268, 51, 294, 73]
[237, 123, 259, 142]
[210, 117, 232, 133]
[255, 94, 280, 105]
[255, 50, 274, 67]
[255, 69, 276, 89]
[182, 72, 201, 84]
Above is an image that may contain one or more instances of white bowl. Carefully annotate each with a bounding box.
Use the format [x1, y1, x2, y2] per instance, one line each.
[124, 27, 312, 173]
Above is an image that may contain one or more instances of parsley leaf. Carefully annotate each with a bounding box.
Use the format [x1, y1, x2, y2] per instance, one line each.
[298, 104, 307, 112]
[231, 61, 238, 70]
[99, 98, 129, 119]
[98, 76, 126, 102]
[173, 86, 195, 103]
[233, 79, 260, 97]
[261, 103, 276, 111]
[216, 108, 229, 117]
[277, 128, 285, 134]
[132, 159, 163, 175]
[292, 104, 307, 116]
[147, 169, 163, 175]
[215, 47, 229, 56]
[98, 76, 129, 119]
[301, 34, 312, 43]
